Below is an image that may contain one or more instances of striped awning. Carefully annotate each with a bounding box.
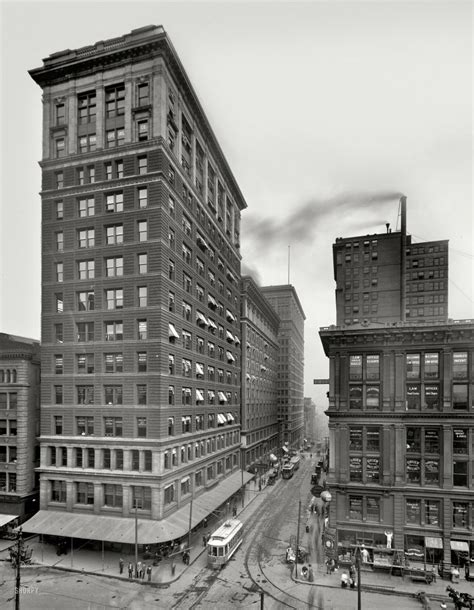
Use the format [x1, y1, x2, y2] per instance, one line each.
[425, 536, 443, 549]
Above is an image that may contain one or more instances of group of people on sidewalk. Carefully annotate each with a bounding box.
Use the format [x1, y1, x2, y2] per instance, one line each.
[119, 558, 153, 582]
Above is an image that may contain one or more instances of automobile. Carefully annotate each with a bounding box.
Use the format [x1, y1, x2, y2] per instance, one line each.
[465, 558, 474, 581]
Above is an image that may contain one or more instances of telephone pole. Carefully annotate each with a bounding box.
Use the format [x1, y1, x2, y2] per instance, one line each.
[15, 527, 22, 610]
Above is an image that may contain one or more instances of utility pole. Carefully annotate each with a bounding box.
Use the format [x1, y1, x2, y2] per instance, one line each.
[356, 548, 361, 610]
[187, 497, 193, 552]
[15, 527, 22, 610]
[295, 499, 301, 576]
[134, 500, 138, 569]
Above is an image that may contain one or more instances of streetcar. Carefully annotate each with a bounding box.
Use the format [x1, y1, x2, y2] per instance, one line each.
[207, 519, 243, 568]
[282, 463, 296, 479]
[290, 456, 301, 471]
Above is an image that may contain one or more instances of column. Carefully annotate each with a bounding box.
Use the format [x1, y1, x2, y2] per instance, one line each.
[394, 424, 405, 484]
[394, 352, 405, 411]
[95, 84, 104, 149]
[124, 79, 133, 143]
[94, 482, 102, 514]
[382, 425, 393, 486]
[66, 480, 74, 511]
[442, 349, 452, 411]
[443, 426, 452, 488]
[122, 486, 131, 517]
[382, 351, 393, 411]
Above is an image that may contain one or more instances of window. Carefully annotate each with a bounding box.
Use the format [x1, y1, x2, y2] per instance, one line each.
[137, 385, 147, 406]
[54, 137, 66, 158]
[104, 386, 123, 405]
[51, 480, 66, 503]
[77, 322, 94, 342]
[106, 256, 123, 277]
[56, 201, 64, 219]
[55, 231, 64, 251]
[131, 486, 151, 510]
[169, 260, 175, 281]
[106, 224, 123, 245]
[76, 482, 94, 505]
[78, 260, 94, 279]
[54, 355, 63, 375]
[137, 320, 147, 340]
[56, 172, 64, 189]
[55, 103, 65, 125]
[78, 91, 96, 124]
[452, 502, 469, 528]
[103, 484, 123, 508]
[406, 499, 421, 524]
[105, 84, 125, 118]
[77, 290, 94, 311]
[137, 119, 149, 141]
[138, 253, 148, 274]
[55, 293, 63, 313]
[78, 197, 94, 217]
[87, 165, 95, 183]
[106, 128, 125, 148]
[77, 228, 95, 248]
[76, 416, 94, 435]
[54, 324, 63, 344]
[106, 192, 123, 213]
[137, 286, 147, 307]
[54, 416, 63, 435]
[55, 262, 64, 283]
[452, 352, 468, 379]
[138, 220, 148, 242]
[453, 384, 468, 411]
[137, 352, 147, 373]
[164, 483, 175, 505]
[105, 321, 123, 341]
[77, 353, 94, 374]
[425, 500, 440, 525]
[137, 417, 147, 437]
[76, 385, 94, 405]
[453, 428, 468, 455]
[137, 82, 149, 106]
[79, 134, 96, 153]
[144, 450, 152, 472]
[168, 416, 175, 435]
[104, 353, 123, 373]
[106, 288, 123, 310]
[138, 187, 148, 209]
[138, 155, 147, 175]
[104, 417, 123, 437]
[168, 386, 175, 406]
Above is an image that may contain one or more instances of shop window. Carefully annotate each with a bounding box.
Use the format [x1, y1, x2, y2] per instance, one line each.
[406, 499, 421, 524]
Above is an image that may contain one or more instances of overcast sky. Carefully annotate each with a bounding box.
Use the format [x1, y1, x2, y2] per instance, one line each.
[1, 1, 472, 407]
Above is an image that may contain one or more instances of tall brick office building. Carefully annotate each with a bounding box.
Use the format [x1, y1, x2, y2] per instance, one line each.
[25, 26, 251, 545]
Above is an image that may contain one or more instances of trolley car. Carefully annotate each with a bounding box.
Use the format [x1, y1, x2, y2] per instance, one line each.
[207, 519, 243, 568]
[282, 463, 296, 479]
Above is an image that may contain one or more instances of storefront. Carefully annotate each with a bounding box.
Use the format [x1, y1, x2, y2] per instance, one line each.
[450, 539, 470, 567]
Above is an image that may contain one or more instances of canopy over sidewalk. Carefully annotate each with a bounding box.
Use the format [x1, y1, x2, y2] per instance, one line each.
[21, 471, 253, 544]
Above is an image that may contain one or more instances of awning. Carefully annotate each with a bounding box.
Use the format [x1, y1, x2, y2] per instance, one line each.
[226, 351, 235, 363]
[227, 413, 235, 422]
[218, 392, 227, 402]
[450, 540, 469, 552]
[207, 318, 217, 330]
[0, 514, 18, 528]
[282, 446, 289, 453]
[196, 312, 208, 326]
[226, 310, 235, 322]
[246, 373, 251, 381]
[217, 413, 227, 424]
[234, 336, 240, 346]
[197, 234, 209, 250]
[21, 471, 254, 545]
[168, 323, 179, 339]
[208, 295, 217, 307]
[196, 389, 204, 402]
[226, 330, 234, 342]
[195, 363, 204, 376]
[425, 536, 443, 549]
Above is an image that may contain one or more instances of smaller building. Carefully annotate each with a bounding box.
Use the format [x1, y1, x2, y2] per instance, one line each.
[240, 276, 280, 470]
[0, 333, 40, 523]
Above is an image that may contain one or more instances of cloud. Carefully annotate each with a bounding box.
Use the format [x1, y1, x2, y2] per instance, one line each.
[242, 190, 404, 246]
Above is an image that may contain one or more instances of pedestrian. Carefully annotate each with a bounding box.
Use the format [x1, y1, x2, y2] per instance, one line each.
[119, 557, 124, 574]
[308, 564, 314, 582]
[137, 561, 142, 578]
[141, 564, 146, 579]
[203, 534, 207, 547]
[232, 505, 237, 518]
[128, 562, 133, 578]
[147, 564, 152, 582]
[301, 565, 309, 579]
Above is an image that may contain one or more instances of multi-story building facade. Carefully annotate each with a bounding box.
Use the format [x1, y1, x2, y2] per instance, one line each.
[240, 276, 280, 469]
[319, 320, 474, 573]
[303, 397, 317, 445]
[261, 285, 305, 448]
[333, 197, 448, 327]
[26, 26, 250, 546]
[0, 334, 40, 521]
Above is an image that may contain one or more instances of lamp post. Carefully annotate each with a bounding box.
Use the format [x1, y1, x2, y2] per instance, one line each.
[355, 546, 361, 610]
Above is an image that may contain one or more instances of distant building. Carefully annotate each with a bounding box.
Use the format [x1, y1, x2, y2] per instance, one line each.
[261, 285, 305, 448]
[333, 197, 448, 327]
[240, 276, 280, 469]
[26, 26, 251, 548]
[319, 319, 474, 573]
[303, 397, 317, 444]
[0, 334, 40, 522]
